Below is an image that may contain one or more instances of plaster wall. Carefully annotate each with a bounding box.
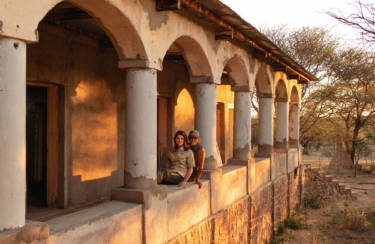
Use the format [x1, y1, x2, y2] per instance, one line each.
[288, 149, 299, 173]
[47, 201, 142, 244]
[220, 165, 247, 209]
[0, 0, 255, 86]
[27, 23, 124, 206]
[166, 181, 210, 240]
[254, 158, 271, 191]
[272, 152, 287, 180]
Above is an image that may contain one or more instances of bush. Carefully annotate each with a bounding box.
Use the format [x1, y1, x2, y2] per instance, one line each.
[283, 215, 307, 230]
[332, 209, 370, 232]
[304, 196, 322, 209]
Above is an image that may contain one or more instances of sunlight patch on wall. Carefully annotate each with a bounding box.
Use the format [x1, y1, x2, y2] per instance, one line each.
[174, 88, 195, 134]
[71, 80, 118, 181]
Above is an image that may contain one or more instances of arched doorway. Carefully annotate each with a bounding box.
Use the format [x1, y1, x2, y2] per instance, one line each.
[26, 1, 143, 218]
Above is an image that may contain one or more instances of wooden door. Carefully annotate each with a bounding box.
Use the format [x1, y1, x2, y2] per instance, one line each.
[216, 103, 225, 162]
[157, 97, 169, 169]
[46, 86, 59, 206]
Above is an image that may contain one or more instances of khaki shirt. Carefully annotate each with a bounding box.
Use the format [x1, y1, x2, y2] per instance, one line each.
[168, 148, 195, 177]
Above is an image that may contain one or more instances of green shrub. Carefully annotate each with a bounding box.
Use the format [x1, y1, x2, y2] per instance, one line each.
[304, 196, 322, 209]
[283, 216, 306, 230]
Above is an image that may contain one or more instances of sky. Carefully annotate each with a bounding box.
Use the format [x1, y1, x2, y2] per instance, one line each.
[220, 0, 367, 44]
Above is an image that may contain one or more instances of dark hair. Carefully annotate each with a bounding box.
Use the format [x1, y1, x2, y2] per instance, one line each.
[174, 130, 189, 151]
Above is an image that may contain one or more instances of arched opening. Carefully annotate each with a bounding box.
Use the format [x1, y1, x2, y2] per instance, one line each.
[174, 88, 195, 133]
[274, 80, 288, 148]
[157, 35, 214, 174]
[253, 66, 273, 155]
[157, 41, 194, 170]
[26, 1, 132, 219]
[289, 86, 300, 147]
[217, 56, 249, 163]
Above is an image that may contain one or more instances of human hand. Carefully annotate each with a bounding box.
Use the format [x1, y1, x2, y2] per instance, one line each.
[195, 181, 202, 189]
[178, 180, 187, 187]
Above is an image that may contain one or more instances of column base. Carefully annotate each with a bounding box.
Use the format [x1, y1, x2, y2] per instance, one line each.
[274, 142, 288, 151]
[233, 147, 251, 162]
[124, 172, 157, 189]
[0, 221, 49, 244]
[256, 144, 274, 157]
[204, 155, 219, 170]
[288, 139, 299, 148]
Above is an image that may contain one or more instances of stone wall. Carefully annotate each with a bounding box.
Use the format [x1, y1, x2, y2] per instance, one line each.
[304, 168, 356, 204]
[249, 183, 273, 244]
[288, 168, 301, 212]
[167, 164, 307, 244]
[272, 175, 288, 227]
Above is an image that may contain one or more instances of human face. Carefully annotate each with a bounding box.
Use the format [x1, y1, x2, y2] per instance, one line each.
[175, 135, 185, 148]
[189, 136, 199, 146]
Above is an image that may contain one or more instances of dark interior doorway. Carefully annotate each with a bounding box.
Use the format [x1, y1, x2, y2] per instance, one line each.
[27, 86, 48, 207]
[26, 85, 60, 210]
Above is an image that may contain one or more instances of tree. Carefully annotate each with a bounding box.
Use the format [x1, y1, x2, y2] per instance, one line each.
[261, 26, 339, 149]
[262, 25, 375, 168]
[263, 26, 338, 82]
[325, 47, 375, 165]
[328, 0, 375, 44]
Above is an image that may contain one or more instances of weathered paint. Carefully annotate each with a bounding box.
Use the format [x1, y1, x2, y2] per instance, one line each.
[289, 104, 300, 146]
[234, 91, 252, 161]
[0, 37, 26, 230]
[195, 83, 219, 170]
[275, 101, 289, 147]
[258, 97, 274, 154]
[124, 68, 157, 188]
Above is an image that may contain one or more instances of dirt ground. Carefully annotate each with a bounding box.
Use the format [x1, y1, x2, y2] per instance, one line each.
[274, 167, 375, 244]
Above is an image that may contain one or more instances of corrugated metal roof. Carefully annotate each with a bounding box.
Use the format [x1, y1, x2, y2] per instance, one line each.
[187, 0, 319, 82]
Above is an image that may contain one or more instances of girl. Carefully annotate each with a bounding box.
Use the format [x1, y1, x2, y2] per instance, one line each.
[158, 130, 195, 187]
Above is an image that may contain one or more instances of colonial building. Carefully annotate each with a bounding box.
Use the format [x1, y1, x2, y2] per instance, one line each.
[0, 0, 318, 243]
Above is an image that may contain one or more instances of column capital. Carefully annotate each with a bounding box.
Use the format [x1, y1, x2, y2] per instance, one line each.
[118, 59, 161, 71]
[191, 76, 218, 84]
[275, 97, 289, 103]
[257, 92, 274, 99]
[231, 85, 251, 92]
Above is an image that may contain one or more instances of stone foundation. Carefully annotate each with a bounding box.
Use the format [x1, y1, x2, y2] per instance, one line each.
[2, 163, 308, 244]
[167, 165, 306, 244]
[304, 168, 357, 204]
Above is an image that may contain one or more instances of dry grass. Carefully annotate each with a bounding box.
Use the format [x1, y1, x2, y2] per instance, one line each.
[276, 169, 375, 244]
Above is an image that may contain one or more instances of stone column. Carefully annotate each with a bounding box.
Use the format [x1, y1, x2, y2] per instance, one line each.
[124, 68, 157, 188]
[233, 90, 252, 160]
[289, 103, 300, 147]
[195, 82, 218, 170]
[0, 38, 26, 230]
[275, 99, 289, 149]
[258, 96, 274, 155]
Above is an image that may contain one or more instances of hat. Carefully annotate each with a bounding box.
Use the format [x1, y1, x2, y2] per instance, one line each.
[189, 130, 200, 138]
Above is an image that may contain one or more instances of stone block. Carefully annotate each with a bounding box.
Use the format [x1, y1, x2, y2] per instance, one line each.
[166, 182, 210, 240]
[112, 186, 168, 244]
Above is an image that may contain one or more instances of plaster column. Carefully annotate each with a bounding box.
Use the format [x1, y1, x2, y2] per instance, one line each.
[275, 99, 289, 149]
[289, 103, 300, 147]
[124, 68, 157, 188]
[0, 38, 26, 230]
[233, 90, 252, 161]
[258, 96, 274, 155]
[195, 83, 218, 170]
